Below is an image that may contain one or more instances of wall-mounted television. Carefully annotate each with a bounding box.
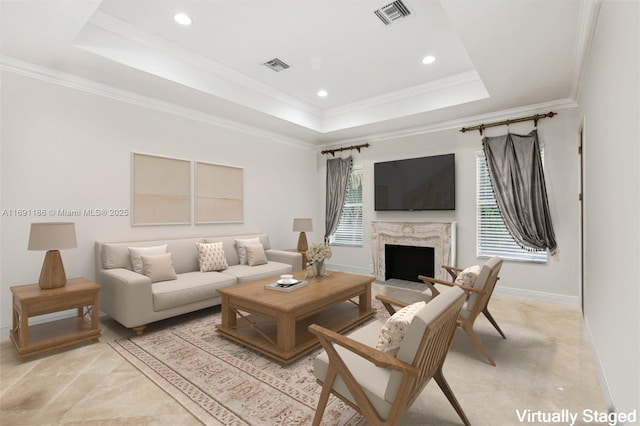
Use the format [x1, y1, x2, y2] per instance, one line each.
[374, 153, 455, 211]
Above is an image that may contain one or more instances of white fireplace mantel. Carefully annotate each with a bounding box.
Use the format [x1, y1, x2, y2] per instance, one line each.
[371, 221, 456, 281]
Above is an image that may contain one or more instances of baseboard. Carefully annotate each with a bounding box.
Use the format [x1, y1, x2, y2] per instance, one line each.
[494, 286, 580, 306]
[583, 313, 619, 418]
[325, 263, 372, 276]
[325, 264, 581, 305]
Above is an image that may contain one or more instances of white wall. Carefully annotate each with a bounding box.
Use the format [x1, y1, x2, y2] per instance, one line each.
[0, 71, 318, 329]
[578, 1, 640, 415]
[319, 109, 581, 302]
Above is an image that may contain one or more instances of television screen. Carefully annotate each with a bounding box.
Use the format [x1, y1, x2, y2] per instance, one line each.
[374, 154, 455, 210]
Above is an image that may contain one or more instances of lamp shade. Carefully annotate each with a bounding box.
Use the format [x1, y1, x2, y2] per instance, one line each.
[28, 222, 77, 251]
[292, 218, 313, 232]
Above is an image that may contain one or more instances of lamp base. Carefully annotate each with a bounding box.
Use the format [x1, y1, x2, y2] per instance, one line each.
[296, 232, 309, 253]
[38, 250, 67, 289]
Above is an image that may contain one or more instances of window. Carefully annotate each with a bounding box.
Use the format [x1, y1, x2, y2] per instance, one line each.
[331, 165, 363, 246]
[476, 152, 547, 263]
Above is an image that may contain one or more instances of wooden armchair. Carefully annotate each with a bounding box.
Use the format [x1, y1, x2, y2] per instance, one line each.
[309, 286, 470, 426]
[376, 257, 504, 366]
[441, 261, 506, 339]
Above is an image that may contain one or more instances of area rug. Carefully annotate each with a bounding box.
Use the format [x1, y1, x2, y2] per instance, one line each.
[109, 304, 388, 425]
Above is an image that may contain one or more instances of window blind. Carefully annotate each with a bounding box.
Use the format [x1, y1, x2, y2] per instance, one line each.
[331, 165, 363, 246]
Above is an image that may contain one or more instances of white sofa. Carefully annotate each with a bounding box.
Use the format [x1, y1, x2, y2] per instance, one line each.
[95, 233, 301, 334]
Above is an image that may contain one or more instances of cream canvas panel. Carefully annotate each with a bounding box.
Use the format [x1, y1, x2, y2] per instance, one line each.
[132, 153, 191, 225]
[196, 162, 243, 223]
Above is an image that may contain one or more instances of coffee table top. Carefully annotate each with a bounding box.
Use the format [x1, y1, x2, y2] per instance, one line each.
[217, 270, 374, 311]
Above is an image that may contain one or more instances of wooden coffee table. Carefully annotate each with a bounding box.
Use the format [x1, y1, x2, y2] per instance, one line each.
[216, 270, 374, 364]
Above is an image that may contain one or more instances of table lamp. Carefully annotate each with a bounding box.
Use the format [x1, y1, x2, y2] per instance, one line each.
[292, 218, 313, 253]
[28, 222, 77, 289]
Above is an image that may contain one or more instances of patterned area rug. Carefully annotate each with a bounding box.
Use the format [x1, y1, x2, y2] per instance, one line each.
[109, 303, 388, 425]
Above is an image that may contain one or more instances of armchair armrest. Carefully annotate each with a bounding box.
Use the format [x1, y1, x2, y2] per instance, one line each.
[375, 294, 412, 315]
[308, 324, 418, 374]
[417, 275, 456, 297]
[418, 275, 487, 295]
[375, 294, 411, 310]
[441, 264, 463, 280]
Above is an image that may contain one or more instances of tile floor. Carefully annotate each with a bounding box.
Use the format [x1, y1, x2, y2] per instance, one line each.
[0, 283, 609, 425]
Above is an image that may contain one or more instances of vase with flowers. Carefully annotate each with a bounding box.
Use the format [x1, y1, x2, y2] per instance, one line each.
[305, 243, 332, 278]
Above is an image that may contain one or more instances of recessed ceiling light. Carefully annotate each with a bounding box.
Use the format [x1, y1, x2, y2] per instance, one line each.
[174, 13, 192, 26]
[422, 55, 436, 65]
[317, 90, 328, 97]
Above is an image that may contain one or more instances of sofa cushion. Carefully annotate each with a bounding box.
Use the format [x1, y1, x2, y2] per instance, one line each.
[222, 261, 292, 283]
[375, 301, 427, 356]
[235, 237, 261, 265]
[129, 245, 167, 274]
[102, 238, 205, 272]
[151, 271, 237, 311]
[204, 234, 273, 266]
[203, 236, 239, 265]
[165, 238, 203, 273]
[245, 244, 268, 266]
[195, 242, 229, 272]
[141, 253, 178, 283]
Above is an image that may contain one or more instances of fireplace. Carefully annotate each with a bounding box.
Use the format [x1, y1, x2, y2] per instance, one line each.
[385, 244, 435, 282]
[371, 221, 456, 281]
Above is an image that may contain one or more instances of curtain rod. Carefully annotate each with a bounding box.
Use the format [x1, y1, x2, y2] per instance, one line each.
[460, 111, 556, 135]
[321, 143, 370, 156]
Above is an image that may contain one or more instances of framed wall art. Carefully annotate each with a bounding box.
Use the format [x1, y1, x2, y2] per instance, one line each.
[195, 161, 243, 223]
[131, 153, 191, 225]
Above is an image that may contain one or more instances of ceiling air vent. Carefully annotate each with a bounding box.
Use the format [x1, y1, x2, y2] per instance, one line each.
[374, 0, 411, 25]
[262, 58, 290, 72]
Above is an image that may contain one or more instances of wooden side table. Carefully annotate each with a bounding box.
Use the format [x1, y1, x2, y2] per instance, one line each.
[10, 277, 102, 360]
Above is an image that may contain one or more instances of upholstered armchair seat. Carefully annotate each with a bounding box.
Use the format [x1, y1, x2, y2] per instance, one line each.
[313, 320, 394, 418]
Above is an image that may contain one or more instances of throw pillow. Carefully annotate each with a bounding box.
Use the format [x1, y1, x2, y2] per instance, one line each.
[376, 301, 427, 356]
[245, 243, 268, 266]
[140, 253, 177, 283]
[454, 265, 481, 287]
[235, 237, 261, 265]
[129, 245, 168, 274]
[195, 242, 229, 272]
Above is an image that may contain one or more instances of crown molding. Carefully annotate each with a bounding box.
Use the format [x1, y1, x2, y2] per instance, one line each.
[571, 0, 602, 101]
[323, 71, 484, 118]
[0, 55, 316, 150]
[320, 98, 579, 148]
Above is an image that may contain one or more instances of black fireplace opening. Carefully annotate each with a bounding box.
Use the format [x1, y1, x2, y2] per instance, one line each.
[385, 244, 435, 283]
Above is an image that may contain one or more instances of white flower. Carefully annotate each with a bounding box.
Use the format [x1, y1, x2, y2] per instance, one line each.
[306, 243, 332, 262]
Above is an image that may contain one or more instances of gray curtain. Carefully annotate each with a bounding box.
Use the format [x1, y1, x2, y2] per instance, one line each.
[325, 156, 353, 244]
[482, 129, 558, 254]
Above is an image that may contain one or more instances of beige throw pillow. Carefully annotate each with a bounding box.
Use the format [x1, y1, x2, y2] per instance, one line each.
[245, 244, 268, 266]
[129, 244, 168, 274]
[235, 237, 261, 265]
[195, 242, 229, 272]
[140, 253, 177, 283]
[376, 301, 427, 356]
[454, 265, 481, 287]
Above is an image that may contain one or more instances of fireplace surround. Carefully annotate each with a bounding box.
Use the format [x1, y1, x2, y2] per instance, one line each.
[371, 221, 456, 281]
